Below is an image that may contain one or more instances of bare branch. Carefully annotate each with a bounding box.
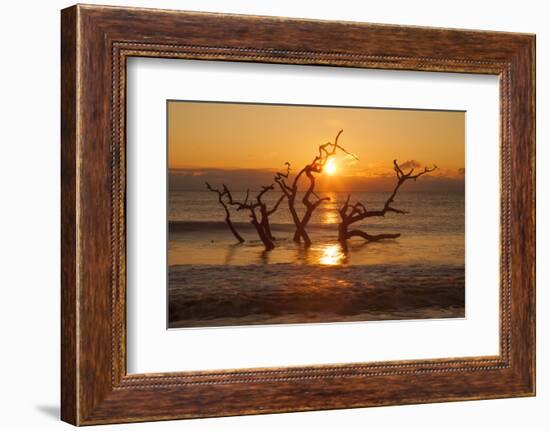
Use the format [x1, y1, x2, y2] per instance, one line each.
[277, 162, 291, 179]
[267, 194, 286, 216]
[274, 130, 356, 246]
[205, 182, 244, 243]
[338, 159, 437, 245]
[221, 183, 286, 250]
[274, 162, 294, 197]
[257, 185, 274, 203]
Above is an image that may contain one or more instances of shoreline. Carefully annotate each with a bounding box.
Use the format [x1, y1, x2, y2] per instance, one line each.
[168, 263, 465, 329]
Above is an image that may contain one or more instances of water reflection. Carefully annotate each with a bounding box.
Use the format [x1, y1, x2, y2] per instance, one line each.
[223, 243, 243, 265]
[295, 242, 348, 266]
[258, 249, 270, 265]
[318, 244, 347, 266]
[320, 192, 339, 225]
[220, 237, 353, 266]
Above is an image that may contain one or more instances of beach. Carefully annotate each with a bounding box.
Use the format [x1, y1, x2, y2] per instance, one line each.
[169, 263, 464, 327]
[167, 191, 465, 328]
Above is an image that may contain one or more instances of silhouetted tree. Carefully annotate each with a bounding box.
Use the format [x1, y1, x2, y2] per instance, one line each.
[274, 130, 358, 246]
[205, 182, 244, 243]
[224, 185, 286, 251]
[338, 160, 437, 247]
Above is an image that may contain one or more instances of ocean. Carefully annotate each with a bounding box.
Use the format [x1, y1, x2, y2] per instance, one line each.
[167, 190, 465, 328]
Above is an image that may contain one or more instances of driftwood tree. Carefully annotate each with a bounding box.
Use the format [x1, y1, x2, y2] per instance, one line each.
[205, 182, 244, 243]
[224, 184, 286, 251]
[338, 160, 437, 246]
[274, 130, 358, 246]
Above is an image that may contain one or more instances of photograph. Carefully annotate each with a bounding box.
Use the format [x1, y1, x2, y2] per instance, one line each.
[167, 101, 466, 328]
[51, 2, 536, 426]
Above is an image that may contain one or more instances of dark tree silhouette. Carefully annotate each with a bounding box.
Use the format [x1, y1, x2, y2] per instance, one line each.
[205, 182, 244, 243]
[257, 186, 286, 242]
[274, 130, 358, 246]
[224, 185, 286, 251]
[338, 160, 437, 246]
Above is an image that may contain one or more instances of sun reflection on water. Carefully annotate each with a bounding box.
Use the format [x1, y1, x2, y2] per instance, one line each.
[320, 192, 339, 225]
[319, 244, 346, 266]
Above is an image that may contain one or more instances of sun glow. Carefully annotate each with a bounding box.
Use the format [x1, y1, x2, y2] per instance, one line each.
[325, 158, 337, 175]
[319, 244, 345, 266]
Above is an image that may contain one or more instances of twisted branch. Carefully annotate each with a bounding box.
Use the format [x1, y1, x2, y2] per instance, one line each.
[274, 130, 358, 246]
[205, 182, 244, 243]
[338, 160, 437, 244]
[222, 183, 286, 250]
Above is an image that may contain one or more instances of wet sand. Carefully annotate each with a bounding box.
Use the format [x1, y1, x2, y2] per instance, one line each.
[168, 263, 465, 328]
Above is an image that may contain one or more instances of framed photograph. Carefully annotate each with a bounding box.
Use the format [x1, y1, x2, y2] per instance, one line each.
[61, 4, 535, 425]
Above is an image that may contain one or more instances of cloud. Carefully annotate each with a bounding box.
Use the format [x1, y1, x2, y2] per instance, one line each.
[169, 167, 276, 191]
[398, 160, 423, 171]
[316, 174, 464, 193]
[170, 167, 464, 193]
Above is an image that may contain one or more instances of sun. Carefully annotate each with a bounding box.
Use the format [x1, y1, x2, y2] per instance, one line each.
[325, 158, 337, 175]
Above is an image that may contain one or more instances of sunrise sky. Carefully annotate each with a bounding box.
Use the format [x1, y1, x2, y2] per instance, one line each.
[168, 101, 465, 192]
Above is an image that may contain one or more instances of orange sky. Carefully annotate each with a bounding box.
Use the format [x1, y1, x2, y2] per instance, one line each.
[167, 101, 464, 192]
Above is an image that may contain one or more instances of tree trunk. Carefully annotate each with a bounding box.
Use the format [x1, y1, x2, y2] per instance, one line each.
[287, 195, 307, 244]
[297, 207, 315, 246]
[260, 206, 275, 241]
[251, 219, 274, 250]
[293, 224, 311, 245]
[337, 222, 349, 244]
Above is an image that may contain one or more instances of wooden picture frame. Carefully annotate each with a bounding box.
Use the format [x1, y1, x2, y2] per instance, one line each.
[61, 4, 535, 425]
